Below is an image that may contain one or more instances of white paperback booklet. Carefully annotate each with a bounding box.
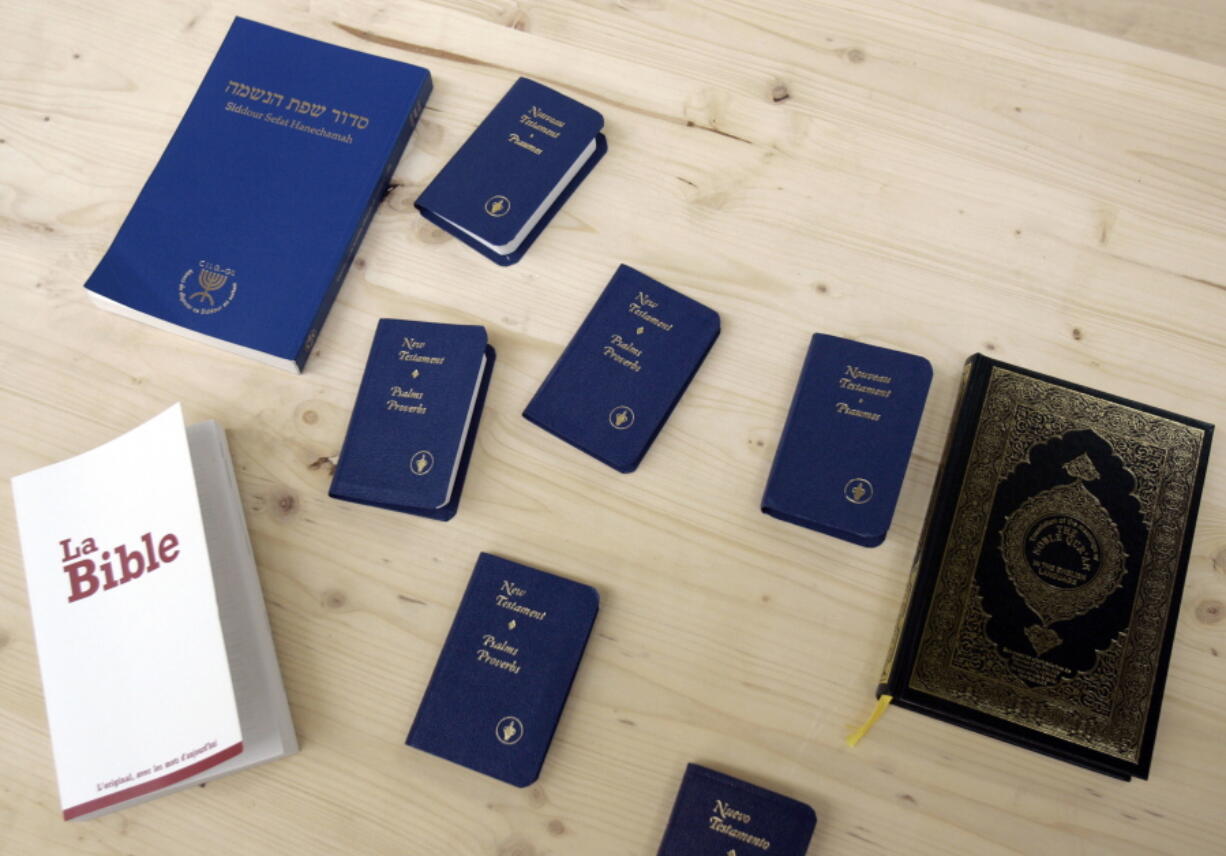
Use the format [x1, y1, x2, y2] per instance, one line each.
[10, 404, 297, 820]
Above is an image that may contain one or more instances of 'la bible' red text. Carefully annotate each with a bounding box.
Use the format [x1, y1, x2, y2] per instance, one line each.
[59, 533, 180, 603]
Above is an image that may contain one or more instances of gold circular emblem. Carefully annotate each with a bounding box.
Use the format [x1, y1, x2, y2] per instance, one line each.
[178, 262, 237, 315]
[844, 478, 873, 504]
[495, 716, 524, 745]
[1000, 481, 1127, 627]
[484, 195, 511, 217]
[409, 450, 434, 476]
[609, 406, 635, 430]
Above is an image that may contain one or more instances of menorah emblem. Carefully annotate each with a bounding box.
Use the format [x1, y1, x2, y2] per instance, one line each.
[189, 268, 229, 306]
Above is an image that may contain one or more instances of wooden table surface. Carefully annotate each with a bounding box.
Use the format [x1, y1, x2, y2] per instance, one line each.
[3, 1, 1225, 853]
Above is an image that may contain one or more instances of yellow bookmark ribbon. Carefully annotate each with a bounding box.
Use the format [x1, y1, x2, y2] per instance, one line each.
[845, 695, 892, 748]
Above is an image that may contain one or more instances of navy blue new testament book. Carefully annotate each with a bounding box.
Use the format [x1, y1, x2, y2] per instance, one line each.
[522, 265, 719, 473]
[656, 764, 817, 856]
[84, 18, 432, 371]
[763, 334, 932, 547]
[406, 553, 598, 787]
[329, 320, 493, 521]
[415, 77, 605, 265]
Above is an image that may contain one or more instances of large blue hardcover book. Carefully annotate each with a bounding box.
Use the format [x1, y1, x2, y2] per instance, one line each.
[83, 18, 432, 372]
[406, 553, 599, 787]
[522, 265, 719, 473]
[415, 77, 605, 266]
[329, 320, 494, 521]
[762, 333, 932, 547]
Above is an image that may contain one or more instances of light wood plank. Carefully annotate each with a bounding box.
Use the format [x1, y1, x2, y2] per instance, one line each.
[1, 0, 1224, 853]
[980, 0, 1226, 67]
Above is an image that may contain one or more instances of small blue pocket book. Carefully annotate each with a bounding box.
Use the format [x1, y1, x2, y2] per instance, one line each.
[762, 333, 932, 547]
[329, 320, 494, 521]
[523, 265, 719, 473]
[415, 77, 605, 265]
[84, 18, 432, 371]
[656, 764, 817, 856]
[406, 553, 599, 787]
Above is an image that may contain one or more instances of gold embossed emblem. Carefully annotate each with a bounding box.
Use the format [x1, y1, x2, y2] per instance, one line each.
[484, 195, 511, 217]
[844, 477, 874, 504]
[495, 715, 524, 745]
[609, 406, 635, 430]
[191, 269, 228, 305]
[178, 261, 237, 315]
[409, 450, 434, 476]
[1000, 481, 1127, 637]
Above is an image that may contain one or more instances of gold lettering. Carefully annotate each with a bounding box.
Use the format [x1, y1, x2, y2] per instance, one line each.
[494, 593, 547, 621]
[529, 105, 566, 128]
[507, 133, 543, 155]
[481, 634, 520, 656]
[602, 346, 642, 372]
[519, 115, 561, 138]
[705, 817, 772, 850]
[713, 799, 752, 823]
[608, 334, 643, 357]
[844, 365, 892, 384]
[627, 303, 673, 331]
[476, 648, 521, 674]
[835, 401, 882, 421]
[387, 400, 427, 414]
[837, 377, 892, 398]
[398, 351, 446, 364]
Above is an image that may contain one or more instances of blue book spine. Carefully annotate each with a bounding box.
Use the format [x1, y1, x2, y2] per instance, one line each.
[294, 77, 433, 369]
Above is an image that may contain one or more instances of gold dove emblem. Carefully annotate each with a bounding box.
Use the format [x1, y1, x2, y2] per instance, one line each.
[495, 715, 524, 745]
[609, 405, 635, 430]
[409, 450, 434, 476]
[484, 195, 511, 217]
[844, 477, 873, 504]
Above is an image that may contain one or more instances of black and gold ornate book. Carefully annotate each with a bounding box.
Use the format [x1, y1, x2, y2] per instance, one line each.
[878, 355, 1212, 779]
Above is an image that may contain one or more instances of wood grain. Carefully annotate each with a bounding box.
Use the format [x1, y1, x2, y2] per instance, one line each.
[2, 1, 1225, 854]
[980, 0, 1226, 68]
